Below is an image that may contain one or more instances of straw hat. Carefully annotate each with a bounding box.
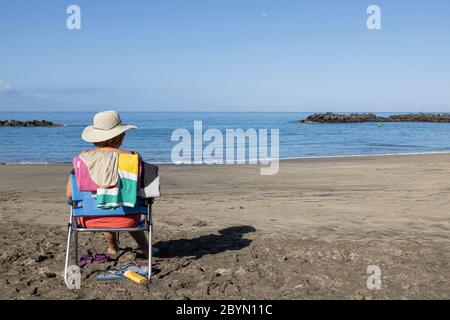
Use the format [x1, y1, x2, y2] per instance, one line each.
[82, 111, 137, 143]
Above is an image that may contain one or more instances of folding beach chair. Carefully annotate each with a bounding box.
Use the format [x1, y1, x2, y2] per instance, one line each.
[64, 173, 156, 286]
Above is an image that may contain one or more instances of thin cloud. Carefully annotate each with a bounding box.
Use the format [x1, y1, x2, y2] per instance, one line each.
[0, 80, 18, 95]
[33, 87, 107, 95]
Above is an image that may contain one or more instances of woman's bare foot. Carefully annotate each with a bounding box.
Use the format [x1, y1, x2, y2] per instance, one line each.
[104, 232, 119, 256]
[136, 249, 148, 259]
[107, 246, 119, 256]
[129, 230, 149, 258]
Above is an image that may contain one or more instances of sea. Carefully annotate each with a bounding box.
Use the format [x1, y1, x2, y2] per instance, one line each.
[1, 111, 450, 164]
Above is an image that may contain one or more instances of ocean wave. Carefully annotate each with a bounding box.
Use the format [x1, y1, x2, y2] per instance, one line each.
[367, 143, 422, 148]
[2, 161, 69, 165]
[4, 150, 450, 165]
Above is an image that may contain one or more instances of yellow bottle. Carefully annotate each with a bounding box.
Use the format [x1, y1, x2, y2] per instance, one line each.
[123, 270, 147, 285]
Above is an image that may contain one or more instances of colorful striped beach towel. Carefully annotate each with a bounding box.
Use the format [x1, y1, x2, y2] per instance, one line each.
[96, 153, 139, 209]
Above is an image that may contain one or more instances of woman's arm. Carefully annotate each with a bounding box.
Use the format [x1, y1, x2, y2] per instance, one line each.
[66, 176, 72, 198]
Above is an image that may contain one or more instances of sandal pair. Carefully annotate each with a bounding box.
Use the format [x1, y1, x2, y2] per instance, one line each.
[79, 253, 109, 266]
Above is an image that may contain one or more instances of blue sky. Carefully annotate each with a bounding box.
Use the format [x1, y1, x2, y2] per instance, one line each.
[0, 0, 449, 112]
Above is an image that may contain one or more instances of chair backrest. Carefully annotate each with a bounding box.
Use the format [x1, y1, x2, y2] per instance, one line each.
[70, 174, 148, 217]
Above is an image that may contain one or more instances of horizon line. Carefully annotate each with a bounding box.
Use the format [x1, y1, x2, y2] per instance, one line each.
[2, 110, 450, 114]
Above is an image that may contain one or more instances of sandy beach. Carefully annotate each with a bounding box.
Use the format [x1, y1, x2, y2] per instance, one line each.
[0, 153, 449, 299]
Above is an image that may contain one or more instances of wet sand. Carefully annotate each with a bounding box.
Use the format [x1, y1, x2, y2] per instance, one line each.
[0, 154, 449, 299]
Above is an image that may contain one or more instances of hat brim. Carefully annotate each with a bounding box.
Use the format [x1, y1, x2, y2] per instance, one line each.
[82, 124, 137, 143]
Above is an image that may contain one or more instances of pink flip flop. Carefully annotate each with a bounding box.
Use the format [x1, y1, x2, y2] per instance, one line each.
[94, 253, 109, 263]
[79, 255, 94, 266]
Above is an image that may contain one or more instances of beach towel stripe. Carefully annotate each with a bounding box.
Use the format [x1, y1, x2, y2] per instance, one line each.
[97, 187, 119, 196]
[117, 169, 138, 181]
[96, 153, 139, 209]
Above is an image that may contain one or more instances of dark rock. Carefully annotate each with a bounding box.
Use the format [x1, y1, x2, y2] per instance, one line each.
[45, 272, 57, 278]
[30, 287, 39, 296]
[0, 119, 63, 127]
[297, 113, 450, 124]
[35, 255, 48, 263]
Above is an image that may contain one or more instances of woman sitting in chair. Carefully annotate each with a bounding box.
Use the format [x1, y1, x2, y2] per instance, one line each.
[66, 110, 148, 257]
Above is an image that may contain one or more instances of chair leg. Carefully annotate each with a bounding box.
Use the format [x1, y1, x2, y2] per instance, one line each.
[148, 226, 152, 284]
[64, 224, 73, 287]
[74, 231, 79, 266]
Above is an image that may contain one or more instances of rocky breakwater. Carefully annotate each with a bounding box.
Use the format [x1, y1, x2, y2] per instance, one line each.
[0, 120, 63, 127]
[298, 113, 450, 124]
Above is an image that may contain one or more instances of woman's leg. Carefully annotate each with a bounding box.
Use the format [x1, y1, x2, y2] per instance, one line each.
[103, 232, 119, 255]
[129, 230, 148, 257]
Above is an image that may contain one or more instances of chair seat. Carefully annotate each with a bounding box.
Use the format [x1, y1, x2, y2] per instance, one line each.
[76, 219, 145, 230]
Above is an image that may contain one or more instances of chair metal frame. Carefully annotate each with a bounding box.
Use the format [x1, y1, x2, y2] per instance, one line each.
[64, 174, 154, 286]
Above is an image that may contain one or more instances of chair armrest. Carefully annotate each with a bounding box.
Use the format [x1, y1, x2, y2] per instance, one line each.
[144, 198, 154, 206]
[67, 198, 81, 208]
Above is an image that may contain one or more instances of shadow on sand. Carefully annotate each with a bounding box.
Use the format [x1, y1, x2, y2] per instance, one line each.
[154, 225, 256, 259]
